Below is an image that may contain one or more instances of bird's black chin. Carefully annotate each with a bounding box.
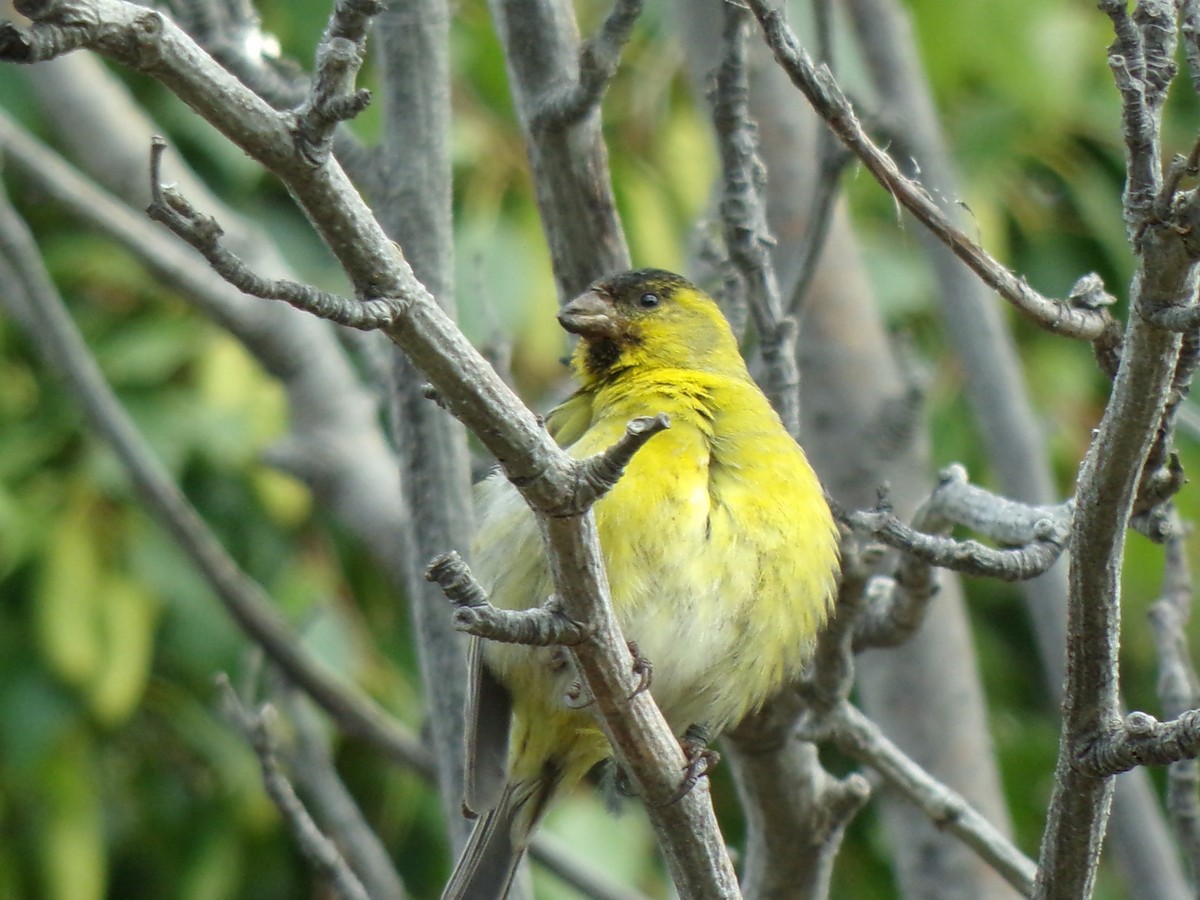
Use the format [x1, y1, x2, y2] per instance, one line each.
[584, 338, 623, 377]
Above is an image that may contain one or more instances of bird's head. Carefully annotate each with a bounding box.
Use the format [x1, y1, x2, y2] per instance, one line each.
[558, 269, 745, 383]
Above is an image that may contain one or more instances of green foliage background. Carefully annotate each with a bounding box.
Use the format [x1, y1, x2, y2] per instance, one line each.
[1, 1, 1196, 897]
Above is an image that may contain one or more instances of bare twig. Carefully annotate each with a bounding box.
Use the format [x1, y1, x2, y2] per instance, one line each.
[1079, 710, 1200, 776]
[370, 0, 475, 851]
[292, 0, 379, 164]
[167, 0, 303, 105]
[276, 682, 408, 900]
[916, 465, 1074, 546]
[146, 138, 406, 330]
[1149, 516, 1200, 885]
[0, 9, 91, 59]
[786, 140, 853, 315]
[710, 1, 799, 436]
[1035, 80, 1195, 900]
[852, 561, 939, 652]
[217, 676, 372, 900]
[570, 414, 672, 510]
[786, 0, 851, 315]
[1100, 0, 1173, 235]
[804, 701, 1038, 896]
[487, 0, 630, 296]
[838, 468, 1071, 644]
[802, 537, 871, 709]
[711, 3, 784, 330]
[426, 552, 595, 646]
[168, 0, 375, 177]
[1136, 227, 1200, 518]
[724, 735, 870, 899]
[533, 0, 644, 129]
[743, 0, 1116, 343]
[1184, 0, 1200, 93]
[1139, 298, 1200, 332]
[835, 491, 1068, 583]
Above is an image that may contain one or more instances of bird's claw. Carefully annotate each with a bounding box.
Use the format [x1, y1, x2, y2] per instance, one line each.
[627, 640, 653, 698]
[563, 679, 594, 709]
[661, 726, 719, 805]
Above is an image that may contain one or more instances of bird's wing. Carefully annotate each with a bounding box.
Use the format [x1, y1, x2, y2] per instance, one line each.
[544, 388, 595, 447]
[464, 636, 512, 816]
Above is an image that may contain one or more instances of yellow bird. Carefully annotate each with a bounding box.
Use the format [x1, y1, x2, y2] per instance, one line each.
[444, 269, 839, 899]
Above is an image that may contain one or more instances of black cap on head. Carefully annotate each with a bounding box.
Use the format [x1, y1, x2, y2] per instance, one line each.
[593, 269, 694, 300]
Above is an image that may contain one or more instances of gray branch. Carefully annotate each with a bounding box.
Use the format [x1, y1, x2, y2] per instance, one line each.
[786, 136, 853, 315]
[837, 469, 1070, 583]
[791, 536, 1034, 895]
[1100, 0, 1174, 236]
[568, 414, 672, 511]
[844, 0, 1189, 891]
[168, 0, 373, 175]
[533, 0, 644, 129]
[1035, 29, 1196, 892]
[785, 0, 851, 316]
[217, 677, 372, 900]
[276, 682, 408, 900]
[365, 0, 475, 851]
[1184, 0, 1200, 93]
[487, 0, 630, 297]
[426, 552, 594, 646]
[743, 0, 1117, 344]
[851, 559, 940, 652]
[725, 730, 870, 900]
[805, 702, 1038, 896]
[291, 0, 379, 165]
[1078, 710, 1200, 777]
[709, 1, 799, 436]
[1149, 518, 1200, 887]
[146, 139, 406, 329]
[803, 537, 870, 709]
[168, 0, 304, 106]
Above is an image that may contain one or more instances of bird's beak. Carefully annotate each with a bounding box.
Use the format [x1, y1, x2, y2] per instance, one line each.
[558, 289, 619, 339]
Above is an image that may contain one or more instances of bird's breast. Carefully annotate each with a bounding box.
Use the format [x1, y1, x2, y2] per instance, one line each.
[474, 389, 838, 746]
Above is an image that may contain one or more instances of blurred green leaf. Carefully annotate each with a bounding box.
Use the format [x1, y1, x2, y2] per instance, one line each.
[34, 494, 104, 689]
[37, 734, 106, 900]
[88, 575, 160, 727]
[179, 824, 243, 900]
[94, 312, 201, 387]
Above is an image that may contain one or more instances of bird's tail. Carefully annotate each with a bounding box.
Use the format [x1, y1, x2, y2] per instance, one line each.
[442, 776, 555, 900]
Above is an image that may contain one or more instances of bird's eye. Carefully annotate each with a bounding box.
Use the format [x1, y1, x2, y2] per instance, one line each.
[638, 292, 660, 309]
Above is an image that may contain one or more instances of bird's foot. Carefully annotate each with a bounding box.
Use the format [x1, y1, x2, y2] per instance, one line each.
[563, 678, 594, 709]
[662, 725, 719, 805]
[627, 640, 653, 698]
